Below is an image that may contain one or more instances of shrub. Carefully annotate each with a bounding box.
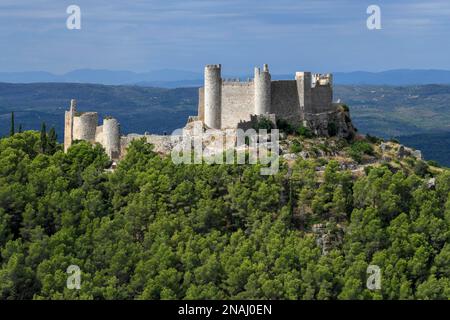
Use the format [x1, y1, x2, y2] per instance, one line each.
[290, 139, 302, 153]
[327, 122, 337, 137]
[351, 141, 374, 155]
[276, 118, 295, 134]
[405, 157, 416, 167]
[253, 117, 275, 131]
[348, 148, 362, 163]
[414, 161, 430, 177]
[348, 141, 374, 163]
[366, 134, 382, 144]
[427, 160, 440, 168]
[297, 125, 314, 138]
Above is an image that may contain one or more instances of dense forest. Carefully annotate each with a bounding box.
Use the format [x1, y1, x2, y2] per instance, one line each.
[0, 130, 449, 299]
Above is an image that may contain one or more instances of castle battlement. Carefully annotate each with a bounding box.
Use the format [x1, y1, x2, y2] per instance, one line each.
[222, 81, 253, 87]
[205, 64, 221, 70]
[312, 73, 333, 86]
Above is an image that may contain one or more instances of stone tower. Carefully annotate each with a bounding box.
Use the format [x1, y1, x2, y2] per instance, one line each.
[254, 64, 271, 115]
[204, 64, 222, 129]
[296, 71, 312, 117]
[72, 112, 98, 142]
[64, 99, 77, 152]
[103, 118, 121, 160]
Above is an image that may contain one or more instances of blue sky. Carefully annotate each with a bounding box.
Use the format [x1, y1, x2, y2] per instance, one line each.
[0, 0, 449, 74]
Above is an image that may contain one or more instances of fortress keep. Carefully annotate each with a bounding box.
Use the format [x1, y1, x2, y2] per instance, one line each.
[195, 64, 352, 136]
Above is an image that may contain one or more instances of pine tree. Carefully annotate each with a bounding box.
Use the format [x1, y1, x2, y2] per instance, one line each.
[10, 112, 15, 136]
[47, 127, 57, 154]
[18, 124, 23, 133]
[40, 122, 47, 154]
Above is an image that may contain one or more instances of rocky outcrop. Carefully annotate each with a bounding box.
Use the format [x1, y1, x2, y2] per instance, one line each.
[304, 106, 356, 140]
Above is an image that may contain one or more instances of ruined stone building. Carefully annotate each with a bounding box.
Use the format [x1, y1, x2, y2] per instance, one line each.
[64, 64, 355, 159]
[64, 99, 173, 160]
[64, 99, 121, 159]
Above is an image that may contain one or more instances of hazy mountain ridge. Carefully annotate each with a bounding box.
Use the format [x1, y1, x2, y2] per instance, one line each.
[3, 69, 450, 87]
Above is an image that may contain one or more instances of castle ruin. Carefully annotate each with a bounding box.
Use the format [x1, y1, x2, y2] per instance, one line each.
[64, 99, 121, 160]
[64, 64, 355, 160]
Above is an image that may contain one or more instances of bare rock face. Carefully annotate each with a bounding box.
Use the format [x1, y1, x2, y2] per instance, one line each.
[427, 178, 436, 189]
[396, 144, 423, 160]
[304, 107, 356, 140]
[283, 153, 298, 161]
[398, 145, 408, 158]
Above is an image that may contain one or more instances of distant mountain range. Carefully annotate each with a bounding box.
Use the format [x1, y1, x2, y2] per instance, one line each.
[2, 69, 450, 87]
[0, 69, 202, 87]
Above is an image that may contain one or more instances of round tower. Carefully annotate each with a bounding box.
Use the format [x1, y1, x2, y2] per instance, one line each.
[103, 118, 120, 159]
[254, 64, 271, 115]
[73, 112, 98, 142]
[204, 64, 222, 129]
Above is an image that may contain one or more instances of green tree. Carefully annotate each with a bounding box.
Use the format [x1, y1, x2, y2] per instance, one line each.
[47, 127, 57, 154]
[40, 122, 47, 154]
[10, 112, 15, 137]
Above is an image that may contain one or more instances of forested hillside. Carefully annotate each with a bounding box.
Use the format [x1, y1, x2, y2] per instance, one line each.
[0, 131, 449, 299]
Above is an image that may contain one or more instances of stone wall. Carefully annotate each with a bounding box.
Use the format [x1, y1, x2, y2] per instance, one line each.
[310, 84, 333, 114]
[201, 80, 305, 128]
[64, 111, 73, 152]
[221, 82, 255, 128]
[271, 80, 302, 123]
[120, 133, 175, 158]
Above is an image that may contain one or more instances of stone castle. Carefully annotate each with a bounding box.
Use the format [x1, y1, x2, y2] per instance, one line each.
[194, 64, 353, 137]
[64, 64, 355, 159]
